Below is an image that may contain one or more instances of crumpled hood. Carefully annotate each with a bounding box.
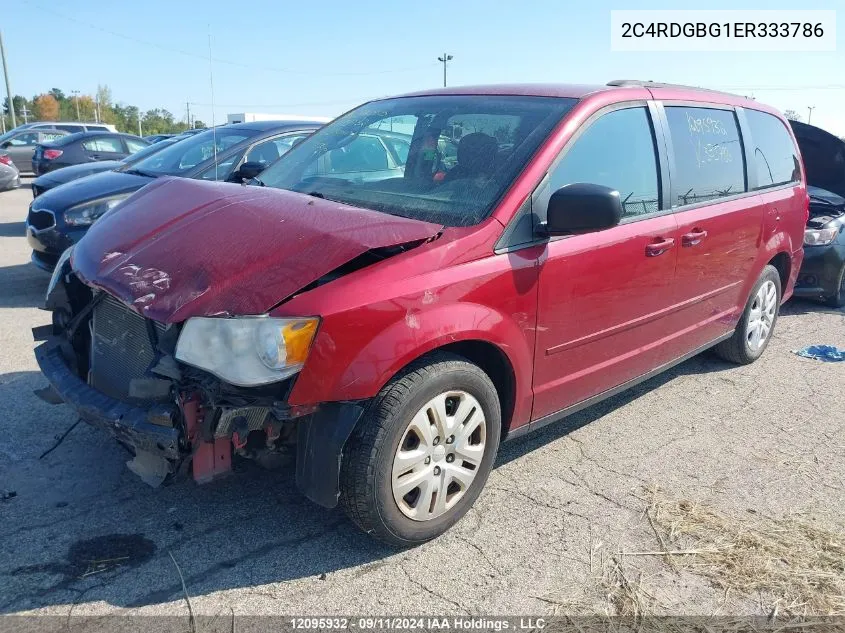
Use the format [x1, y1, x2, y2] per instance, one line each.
[72, 177, 442, 323]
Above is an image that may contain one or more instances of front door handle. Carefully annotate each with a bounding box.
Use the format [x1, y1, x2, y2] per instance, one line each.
[645, 237, 675, 257]
[681, 228, 708, 247]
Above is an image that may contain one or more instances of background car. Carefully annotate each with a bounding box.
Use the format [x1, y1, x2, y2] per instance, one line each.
[0, 152, 21, 190]
[26, 119, 322, 270]
[5, 121, 118, 134]
[789, 120, 845, 306]
[31, 135, 184, 198]
[793, 186, 845, 307]
[31, 132, 150, 175]
[143, 134, 175, 143]
[0, 128, 69, 172]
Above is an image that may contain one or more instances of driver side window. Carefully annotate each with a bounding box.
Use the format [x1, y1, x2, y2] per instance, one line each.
[549, 107, 660, 218]
[198, 150, 242, 181]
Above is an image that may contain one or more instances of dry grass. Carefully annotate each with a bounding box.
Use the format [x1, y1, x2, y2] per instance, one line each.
[642, 486, 845, 617]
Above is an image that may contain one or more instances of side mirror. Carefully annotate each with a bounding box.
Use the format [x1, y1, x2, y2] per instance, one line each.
[235, 161, 265, 181]
[544, 183, 624, 235]
[0, 141, 9, 149]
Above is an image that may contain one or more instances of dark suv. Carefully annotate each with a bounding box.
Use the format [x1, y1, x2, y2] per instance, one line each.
[35, 81, 806, 545]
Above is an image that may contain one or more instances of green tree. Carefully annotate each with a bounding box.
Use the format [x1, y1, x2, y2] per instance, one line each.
[784, 109, 803, 122]
[192, 120, 207, 129]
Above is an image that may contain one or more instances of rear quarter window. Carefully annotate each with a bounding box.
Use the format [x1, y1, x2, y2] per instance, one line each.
[745, 110, 801, 189]
[665, 106, 746, 208]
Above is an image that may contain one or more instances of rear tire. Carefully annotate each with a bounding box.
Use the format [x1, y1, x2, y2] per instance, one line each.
[339, 352, 501, 547]
[714, 265, 781, 365]
[825, 264, 845, 308]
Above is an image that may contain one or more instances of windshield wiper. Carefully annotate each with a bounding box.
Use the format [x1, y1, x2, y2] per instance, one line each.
[809, 194, 834, 205]
[122, 168, 160, 178]
[306, 190, 325, 199]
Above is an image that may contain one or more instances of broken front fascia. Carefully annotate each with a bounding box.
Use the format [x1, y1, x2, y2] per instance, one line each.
[35, 264, 328, 489]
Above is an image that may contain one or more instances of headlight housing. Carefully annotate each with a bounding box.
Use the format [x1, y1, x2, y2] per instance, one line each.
[64, 193, 131, 226]
[175, 317, 319, 386]
[804, 227, 838, 246]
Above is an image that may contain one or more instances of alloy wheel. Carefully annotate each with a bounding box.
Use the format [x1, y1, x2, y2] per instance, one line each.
[746, 279, 777, 351]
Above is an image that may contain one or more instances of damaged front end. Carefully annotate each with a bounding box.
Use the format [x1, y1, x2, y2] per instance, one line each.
[34, 252, 362, 501]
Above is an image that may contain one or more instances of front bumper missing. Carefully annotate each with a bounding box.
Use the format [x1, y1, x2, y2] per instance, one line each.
[35, 336, 365, 507]
[34, 339, 181, 460]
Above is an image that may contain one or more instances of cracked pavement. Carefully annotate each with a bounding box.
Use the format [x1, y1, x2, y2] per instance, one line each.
[1, 181, 844, 617]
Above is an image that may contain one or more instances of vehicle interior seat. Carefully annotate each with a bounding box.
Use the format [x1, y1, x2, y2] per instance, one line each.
[445, 132, 498, 181]
[251, 143, 281, 166]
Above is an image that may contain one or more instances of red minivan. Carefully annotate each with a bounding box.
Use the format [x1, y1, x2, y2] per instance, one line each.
[36, 81, 806, 545]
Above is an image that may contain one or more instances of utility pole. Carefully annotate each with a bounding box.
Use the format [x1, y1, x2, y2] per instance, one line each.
[20, 104, 30, 124]
[137, 113, 142, 137]
[807, 106, 815, 125]
[0, 30, 16, 128]
[95, 94, 100, 123]
[186, 101, 192, 129]
[437, 53, 453, 88]
[71, 90, 80, 119]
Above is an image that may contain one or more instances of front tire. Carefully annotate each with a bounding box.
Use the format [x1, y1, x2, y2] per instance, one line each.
[339, 352, 501, 547]
[714, 265, 781, 364]
[825, 264, 845, 308]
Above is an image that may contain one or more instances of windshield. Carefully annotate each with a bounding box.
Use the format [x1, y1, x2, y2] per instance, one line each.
[128, 128, 252, 176]
[258, 95, 575, 226]
[118, 138, 179, 166]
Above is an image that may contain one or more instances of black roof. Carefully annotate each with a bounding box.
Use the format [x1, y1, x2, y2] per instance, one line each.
[47, 131, 146, 146]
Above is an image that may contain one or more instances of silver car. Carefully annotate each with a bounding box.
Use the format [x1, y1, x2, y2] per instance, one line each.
[0, 128, 69, 172]
[0, 152, 21, 190]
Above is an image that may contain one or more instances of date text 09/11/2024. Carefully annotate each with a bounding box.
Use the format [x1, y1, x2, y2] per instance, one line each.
[289, 617, 548, 630]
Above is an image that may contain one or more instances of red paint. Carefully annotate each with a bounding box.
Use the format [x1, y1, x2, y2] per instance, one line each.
[182, 394, 232, 484]
[80, 84, 805, 436]
[72, 177, 442, 323]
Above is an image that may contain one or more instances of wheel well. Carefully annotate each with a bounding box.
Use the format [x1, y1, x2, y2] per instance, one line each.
[769, 252, 791, 288]
[437, 340, 516, 438]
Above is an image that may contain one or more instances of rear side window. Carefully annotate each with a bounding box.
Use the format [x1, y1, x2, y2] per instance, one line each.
[55, 124, 84, 133]
[745, 110, 801, 189]
[87, 125, 111, 132]
[549, 106, 660, 217]
[82, 137, 124, 153]
[125, 138, 148, 153]
[665, 106, 745, 207]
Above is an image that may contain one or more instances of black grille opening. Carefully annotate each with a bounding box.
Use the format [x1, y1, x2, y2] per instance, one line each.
[89, 296, 166, 401]
[28, 208, 55, 230]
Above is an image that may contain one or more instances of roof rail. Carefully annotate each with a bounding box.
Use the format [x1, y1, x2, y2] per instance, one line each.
[606, 79, 740, 96]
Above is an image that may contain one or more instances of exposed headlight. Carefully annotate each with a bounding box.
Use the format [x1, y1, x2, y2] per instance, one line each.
[46, 246, 73, 299]
[804, 227, 838, 246]
[175, 317, 319, 386]
[64, 194, 131, 226]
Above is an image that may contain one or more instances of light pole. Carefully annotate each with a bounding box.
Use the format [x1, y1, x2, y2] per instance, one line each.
[807, 106, 815, 125]
[0, 30, 16, 128]
[71, 90, 80, 119]
[437, 53, 453, 88]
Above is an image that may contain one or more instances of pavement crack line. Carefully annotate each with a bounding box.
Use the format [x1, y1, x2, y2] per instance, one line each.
[399, 564, 468, 613]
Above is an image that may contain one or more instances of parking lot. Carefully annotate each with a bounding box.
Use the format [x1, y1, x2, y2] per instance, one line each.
[1, 179, 844, 618]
